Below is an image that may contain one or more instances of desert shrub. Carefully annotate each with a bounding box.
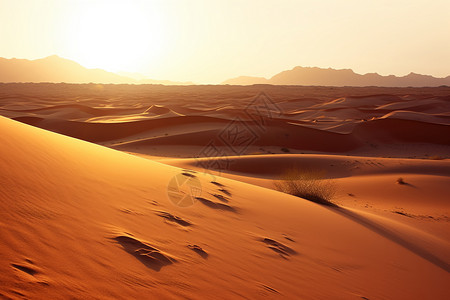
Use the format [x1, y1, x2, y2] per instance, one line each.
[274, 168, 337, 206]
[397, 177, 406, 185]
[281, 147, 290, 153]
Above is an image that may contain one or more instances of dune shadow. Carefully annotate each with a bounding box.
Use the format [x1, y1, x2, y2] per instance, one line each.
[326, 207, 449, 273]
[403, 182, 418, 188]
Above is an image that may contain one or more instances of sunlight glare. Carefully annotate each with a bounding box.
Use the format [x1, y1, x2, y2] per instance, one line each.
[68, 1, 166, 72]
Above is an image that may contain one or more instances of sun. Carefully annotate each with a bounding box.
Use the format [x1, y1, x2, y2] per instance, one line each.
[66, 1, 166, 72]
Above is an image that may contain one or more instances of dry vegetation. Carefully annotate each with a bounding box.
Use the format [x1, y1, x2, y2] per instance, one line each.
[274, 168, 337, 206]
[397, 177, 406, 185]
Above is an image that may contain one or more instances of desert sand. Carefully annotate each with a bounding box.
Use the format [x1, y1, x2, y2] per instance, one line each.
[0, 83, 449, 299]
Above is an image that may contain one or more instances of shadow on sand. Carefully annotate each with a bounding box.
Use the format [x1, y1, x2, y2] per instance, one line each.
[326, 206, 449, 273]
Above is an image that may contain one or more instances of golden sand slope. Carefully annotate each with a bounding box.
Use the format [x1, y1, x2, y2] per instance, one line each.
[161, 154, 450, 240]
[1, 116, 449, 299]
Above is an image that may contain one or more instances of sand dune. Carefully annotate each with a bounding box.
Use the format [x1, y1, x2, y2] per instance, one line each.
[1, 84, 448, 158]
[375, 97, 450, 113]
[380, 110, 450, 125]
[11, 115, 229, 143]
[353, 118, 450, 145]
[1, 116, 449, 299]
[112, 120, 361, 154]
[314, 94, 403, 109]
[0, 83, 449, 298]
[160, 153, 450, 248]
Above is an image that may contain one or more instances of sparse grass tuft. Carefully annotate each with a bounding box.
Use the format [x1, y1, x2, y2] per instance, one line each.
[274, 168, 337, 206]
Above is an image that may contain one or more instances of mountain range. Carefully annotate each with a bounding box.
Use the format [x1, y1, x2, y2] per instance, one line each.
[223, 66, 450, 87]
[1, 55, 449, 87]
[0, 55, 192, 85]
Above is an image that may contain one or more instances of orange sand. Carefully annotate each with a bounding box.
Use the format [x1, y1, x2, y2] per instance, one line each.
[0, 84, 449, 299]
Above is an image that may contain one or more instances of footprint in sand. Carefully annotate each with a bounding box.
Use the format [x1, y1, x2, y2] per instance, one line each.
[261, 284, 280, 294]
[209, 193, 230, 203]
[11, 263, 38, 276]
[11, 261, 50, 285]
[195, 197, 236, 212]
[218, 188, 232, 196]
[147, 200, 159, 206]
[210, 181, 225, 187]
[155, 211, 192, 227]
[118, 207, 145, 215]
[181, 172, 197, 178]
[260, 238, 297, 258]
[282, 234, 295, 242]
[187, 244, 208, 259]
[113, 234, 176, 271]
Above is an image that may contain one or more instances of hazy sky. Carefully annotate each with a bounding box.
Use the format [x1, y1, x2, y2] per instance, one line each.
[1, 0, 449, 83]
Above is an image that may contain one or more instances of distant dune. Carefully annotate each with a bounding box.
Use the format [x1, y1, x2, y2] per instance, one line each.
[223, 66, 450, 87]
[2, 83, 448, 158]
